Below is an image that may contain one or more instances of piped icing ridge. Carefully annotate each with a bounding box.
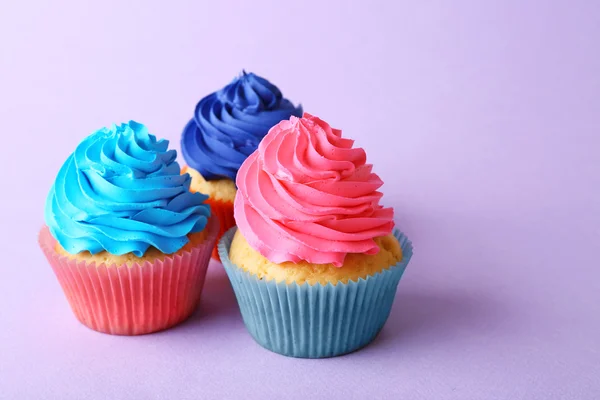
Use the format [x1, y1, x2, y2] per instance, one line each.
[45, 121, 211, 256]
[234, 113, 394, 267]
[181, 71, 302, 181]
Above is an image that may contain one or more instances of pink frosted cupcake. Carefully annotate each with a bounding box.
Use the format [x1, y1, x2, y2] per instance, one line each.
[39, 121, 218, 335]
[219, 113, 413, 357]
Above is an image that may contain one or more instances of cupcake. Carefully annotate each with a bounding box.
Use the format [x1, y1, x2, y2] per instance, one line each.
[39, 121, 218, 335]
[181, 71, 302, 259]
[219, 113, 413, 358]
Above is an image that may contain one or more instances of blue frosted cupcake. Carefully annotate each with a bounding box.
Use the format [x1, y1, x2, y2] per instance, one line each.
[181, 71, 302, 259]
[39, 121, 218, 335]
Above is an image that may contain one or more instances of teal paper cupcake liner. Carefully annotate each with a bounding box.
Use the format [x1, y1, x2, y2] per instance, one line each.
[218, 228, 413, 358]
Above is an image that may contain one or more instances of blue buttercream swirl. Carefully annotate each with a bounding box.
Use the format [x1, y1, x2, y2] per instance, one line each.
[181, 71, 302, 181]
[45, 121, 211, 256]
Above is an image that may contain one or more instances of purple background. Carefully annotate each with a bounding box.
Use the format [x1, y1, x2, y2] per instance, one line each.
[1, 1, 599, 399]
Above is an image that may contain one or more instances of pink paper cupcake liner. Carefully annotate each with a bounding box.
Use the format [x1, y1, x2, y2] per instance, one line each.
[38, 216, 219, 336]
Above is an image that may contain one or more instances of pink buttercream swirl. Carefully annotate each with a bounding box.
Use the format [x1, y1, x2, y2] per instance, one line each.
[234, 113, 394, 266]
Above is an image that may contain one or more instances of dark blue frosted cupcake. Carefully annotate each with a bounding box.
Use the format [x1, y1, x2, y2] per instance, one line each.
[181, 71, 302, 259]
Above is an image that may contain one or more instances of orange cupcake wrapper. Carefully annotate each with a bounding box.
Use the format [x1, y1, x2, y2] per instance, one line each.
[205, 198, 235, 261]
[38, 216, 219, 336]
[181, 166, 236, 261]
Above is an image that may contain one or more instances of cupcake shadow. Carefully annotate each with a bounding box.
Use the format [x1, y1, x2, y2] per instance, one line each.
[187, 261, 240, 324]
[372, 287, 507, 348]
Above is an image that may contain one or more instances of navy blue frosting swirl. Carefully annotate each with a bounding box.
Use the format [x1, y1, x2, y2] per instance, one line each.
[181, 71, 302, 181]
[45, 121, 211, 256]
